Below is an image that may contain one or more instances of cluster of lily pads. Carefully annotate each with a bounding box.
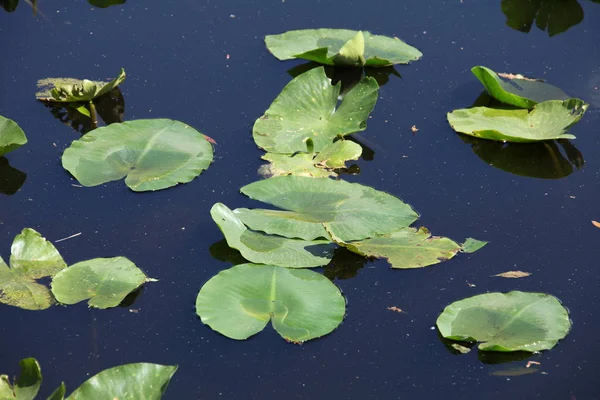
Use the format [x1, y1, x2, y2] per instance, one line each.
[0, 26, 578, 394]
[0, 228, 153, 310]
[1, 358, 176, 399]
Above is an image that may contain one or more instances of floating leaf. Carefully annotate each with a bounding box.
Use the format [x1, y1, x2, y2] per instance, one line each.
[62, 119, 214, 191]
[0, 358, 42, 400]
[66, 363, 177, 399]
[196, 263, 345, 342]
[332, 227, 461, 269]
[88, 0, 126, 8]
[0, 228, 67, 310]
[461, 237, 488, 253]
[259, 140, 362, 178]
[211, 203, 334, 268]
[253, 67, 378, 153]
[493, 271, 532, 278]
[437, 291, 571, 352]
[0, 115, 27, 156]
[36, 68, 126, 102]
[236, 176, 418, 242]
[265, 29, 422, 67]
[471, 66, 570, 108]
[592, 220, 600, 228]
[447, 99, 587, 142]
[51, 257, 152, 309]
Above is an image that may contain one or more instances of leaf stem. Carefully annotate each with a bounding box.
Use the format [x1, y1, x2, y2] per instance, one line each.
[89, 100, 98, 129]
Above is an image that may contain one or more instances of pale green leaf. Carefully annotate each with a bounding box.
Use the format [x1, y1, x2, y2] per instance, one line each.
[61, 119, 214, 191]
[437, 291, 571, 352]
[253, 67, 378, 153]
[211, 203, 334, 268]
[313, 140, 362, 168]
[461, 237, 488, 253]
[333, 227, 461, 269]
[196, 263, 345, 342]
[36, 69, 126, 102]
[236, 176, 418, 242]
[447, 99, 587, 142]
[265, 29, 422, 67]
[471, 66, 570, 108]
[51, 257, 151, 309]
[259, 153, 335, 178]
[0, 115, 27, 156]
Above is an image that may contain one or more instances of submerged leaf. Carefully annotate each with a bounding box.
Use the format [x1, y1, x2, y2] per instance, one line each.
[0, 229, 67, 310]
[472, 66, 570, 108]
[196, 263, 345, 342]
[51, 257, 151, 309]
[61, 119, 214, 191]
[461, 238, 488, 253]
[211, 203, 334, 268]
[88, 0, 126, 7]
[0, 115, 27, 156]
[265, 28, 422, 67]
[253, 67, 378, 153]
[36, 69, 126, 102]
[66, 363, 177, 399]
[237, 176, 419, 242]
[332, 227, 461, 269]
[437, 291, 571, 352]
[447, 99, 587, 142]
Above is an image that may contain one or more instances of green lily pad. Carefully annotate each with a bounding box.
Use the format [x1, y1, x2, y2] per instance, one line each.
[436, 291, 571, 352]
[471, 66, 570, 108]
[461, 238, 488, 253]
[253, 67, 378, 153]
[331, 227, 461, 269]
[265, 29, 422, 67]
[196, 263, 345, 342]
[0, 228, 67, 310]
[236, 176, 419, 242]
[36, 68, 126, 102]
[447, 99, 587, 142]
[51, 257, 154, 309]
[61, 118, 214, 191]
[259, 140, 362, 178]
[66, 363, 177, 399]
[0, 358, 42, 400]
[88, 0, 125, 8]
[211, 203, 334, 268]
[0, 115, 27, 156]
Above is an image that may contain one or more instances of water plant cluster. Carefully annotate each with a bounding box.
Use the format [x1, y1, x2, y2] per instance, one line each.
[0, 26, 582, 397]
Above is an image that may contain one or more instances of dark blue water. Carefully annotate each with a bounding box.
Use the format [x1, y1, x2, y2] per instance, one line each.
[1, 1, 600, 398]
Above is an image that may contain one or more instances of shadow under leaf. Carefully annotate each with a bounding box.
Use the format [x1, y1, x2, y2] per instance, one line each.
[501, 0, 590, 37]
[0, 157, 26, 195]
[324, 247, 368, 281]
[209, 239, 248, 266]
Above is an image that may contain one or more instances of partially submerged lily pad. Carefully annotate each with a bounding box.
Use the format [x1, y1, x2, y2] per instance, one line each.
[0, 358, 42, 400]
[0, 228, 67, 310]
[331, 227, 461, 269]
[236, 176, 419, 242]
[259, 140, 362, 178]
[265, 29, 422, 67]
[61, 118, 214, 191]
[36, 68, 126, 102]
[0, 115, 27, 156]
[253, 67, 378, 153]
[436, 291, 571, 352]
[447, 99, 587, 142]
[461, 238, 488, 253]
[472, 66, 570, 108]
[51, 257, 154, 309]
[196, 263, 345, 342]
[211, 203, 334, 268]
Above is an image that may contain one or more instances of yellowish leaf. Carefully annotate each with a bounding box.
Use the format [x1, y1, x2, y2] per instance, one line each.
[492, 271, 531, 279]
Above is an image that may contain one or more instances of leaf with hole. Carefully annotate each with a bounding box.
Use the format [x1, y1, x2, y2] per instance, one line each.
[0, 115, 27, 156]
[253, 67, 378, 153]
[211, 203, 334, 268]
[265, 29, 422, 67]
[0, 228, 67, 310]
[236, 176, 418, 242]
[447, 99, 587, 142]
[51, 257, 154, 309]
[62, 118, 214, 191]
[436, 291, 571, 352]
[196, 263, 345, 342]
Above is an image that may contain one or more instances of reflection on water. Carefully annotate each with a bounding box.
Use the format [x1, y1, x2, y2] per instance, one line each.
[324, 248, 367, 281]
[0, 157, 26, 195]
[501, 0, 598, 37]
[40, 87, 125, 135]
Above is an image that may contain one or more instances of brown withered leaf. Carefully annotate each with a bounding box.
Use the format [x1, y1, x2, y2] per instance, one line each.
[592, 220, 600, 228]
[387, 306, 406, 313]
[497, 72, 542, 82]
[492, 271, 531, 279]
